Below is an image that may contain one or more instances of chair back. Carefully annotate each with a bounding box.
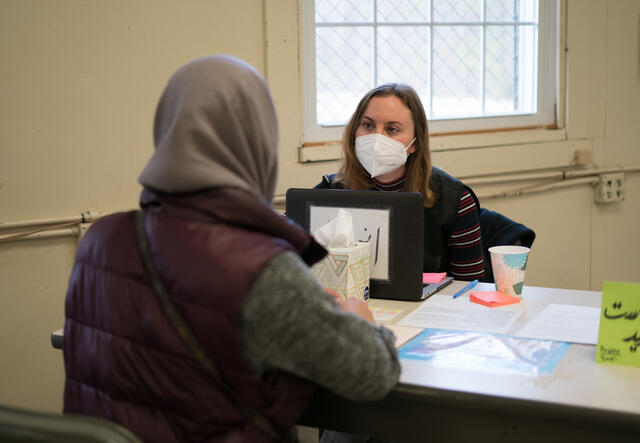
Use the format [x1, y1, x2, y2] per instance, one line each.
[0, 404, 142, 443]
[479, 208, 536, 282]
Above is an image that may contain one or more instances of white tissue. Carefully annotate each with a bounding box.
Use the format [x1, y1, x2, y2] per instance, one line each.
[313, 208, 356, 249]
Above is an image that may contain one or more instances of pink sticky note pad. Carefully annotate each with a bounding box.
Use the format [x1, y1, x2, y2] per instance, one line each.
[423, 272, 447, 284]
[470, 291, 521, 308]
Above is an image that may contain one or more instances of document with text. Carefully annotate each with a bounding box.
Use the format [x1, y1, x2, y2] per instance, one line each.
[397, 295, 523, 334]
[514, 304, 600, 344]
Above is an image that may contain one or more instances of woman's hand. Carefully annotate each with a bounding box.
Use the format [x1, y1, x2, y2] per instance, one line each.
[337, 298, 375, 324]
[325, 289, 374, 323]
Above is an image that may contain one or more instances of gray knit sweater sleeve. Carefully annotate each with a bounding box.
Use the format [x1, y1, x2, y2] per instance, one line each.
[241, 251, 400, 401]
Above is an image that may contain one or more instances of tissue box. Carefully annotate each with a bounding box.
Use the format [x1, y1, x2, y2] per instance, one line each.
[311, 242, 371, 301]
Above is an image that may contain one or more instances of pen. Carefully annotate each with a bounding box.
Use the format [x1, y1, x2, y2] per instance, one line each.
[452, 279, 478, 299]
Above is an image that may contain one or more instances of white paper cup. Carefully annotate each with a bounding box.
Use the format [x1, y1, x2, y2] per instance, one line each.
[489, 245, 530, 298]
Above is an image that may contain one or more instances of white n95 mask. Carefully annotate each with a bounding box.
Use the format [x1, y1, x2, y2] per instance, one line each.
[355, 134, 415, 178]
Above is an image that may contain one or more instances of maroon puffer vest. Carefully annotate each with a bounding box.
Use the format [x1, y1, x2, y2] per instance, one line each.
[63, 187, 326, 442]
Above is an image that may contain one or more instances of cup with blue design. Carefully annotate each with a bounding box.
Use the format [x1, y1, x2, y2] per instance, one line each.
[489, 246, 530, 298]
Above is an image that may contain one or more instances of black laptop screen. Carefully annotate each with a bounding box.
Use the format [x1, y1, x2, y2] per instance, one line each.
[285, 188, 424, 301]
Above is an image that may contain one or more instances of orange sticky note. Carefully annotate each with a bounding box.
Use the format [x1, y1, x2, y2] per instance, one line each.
[423, 272, 447, 284]
[470, 291, 521, 307]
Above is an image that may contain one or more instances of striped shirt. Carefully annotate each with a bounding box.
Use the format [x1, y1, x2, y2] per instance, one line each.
[448, 189, 485, 280]
[374, 177, 485, 281]
[373, 177, 405, 192]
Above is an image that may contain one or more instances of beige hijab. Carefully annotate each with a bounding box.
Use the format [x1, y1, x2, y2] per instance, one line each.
[139, 55, 278, 202]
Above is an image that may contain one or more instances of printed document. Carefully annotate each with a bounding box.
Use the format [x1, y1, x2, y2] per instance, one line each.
[397, 295, 522, 334]
[514, 304, 600, 344]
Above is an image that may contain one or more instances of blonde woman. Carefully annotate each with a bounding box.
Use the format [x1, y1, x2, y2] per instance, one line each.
[317, 83, 486, 281]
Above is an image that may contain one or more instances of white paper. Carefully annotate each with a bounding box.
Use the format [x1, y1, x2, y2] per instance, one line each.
[310, 205, 390, 280]
[384, 325, 423, 348]
[397, 295, 523, 334]
[514, 304, 600, 344]
[370, 306, 403, 322]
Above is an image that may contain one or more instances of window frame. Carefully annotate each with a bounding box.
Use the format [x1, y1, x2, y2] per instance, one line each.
[301, 0, 559, 143]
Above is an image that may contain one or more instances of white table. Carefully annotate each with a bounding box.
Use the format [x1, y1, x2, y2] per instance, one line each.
[299, 282, 640, 442]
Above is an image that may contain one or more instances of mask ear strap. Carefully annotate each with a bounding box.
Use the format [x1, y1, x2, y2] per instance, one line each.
[405, 138, 416, 152]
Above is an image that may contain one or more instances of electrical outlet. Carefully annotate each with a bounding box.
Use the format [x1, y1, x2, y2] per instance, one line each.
[595, 173, 625, 203]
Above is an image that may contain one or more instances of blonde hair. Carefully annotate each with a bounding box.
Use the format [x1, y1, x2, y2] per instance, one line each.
[337, 83, 436, 207]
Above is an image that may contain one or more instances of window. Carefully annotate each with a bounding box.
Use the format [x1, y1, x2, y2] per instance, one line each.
[302, 0, 558, 142]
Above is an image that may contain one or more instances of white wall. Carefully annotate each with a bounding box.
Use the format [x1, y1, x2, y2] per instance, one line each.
[1, 0, 638, 413]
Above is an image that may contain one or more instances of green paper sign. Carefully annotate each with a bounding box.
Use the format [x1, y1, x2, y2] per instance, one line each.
[596, 281, 640, 367]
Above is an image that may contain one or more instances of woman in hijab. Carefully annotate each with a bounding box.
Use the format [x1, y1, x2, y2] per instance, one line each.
[63, 55, 400, 442]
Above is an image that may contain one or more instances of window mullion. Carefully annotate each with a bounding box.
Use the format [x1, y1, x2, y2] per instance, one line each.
[514, 0, 520, 111]
[482, 0, 487, 115]
[373, 0, 377, 87]
[429, 1, 434, 117]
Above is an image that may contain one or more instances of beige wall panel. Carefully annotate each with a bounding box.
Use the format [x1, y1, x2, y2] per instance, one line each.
[601, 0, 640, 166]
[565, 0, 607, 139]
[278, 160, 342, 193]
[476, 182, 593, 291]
[265, 0, 303, 170]
[591, 175, 640, 288]
[591, 136, 607, 169]
[590, 1, 640, 289]
[0, 0, 265, 221]
[0, 239, 77, 412]
[431, 140, 590, 179]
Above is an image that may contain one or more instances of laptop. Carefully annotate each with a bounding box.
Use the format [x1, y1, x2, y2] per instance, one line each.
[286, 188, 430, 301]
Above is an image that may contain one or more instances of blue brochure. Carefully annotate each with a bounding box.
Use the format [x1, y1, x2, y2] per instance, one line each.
[399, 328, 570, 375]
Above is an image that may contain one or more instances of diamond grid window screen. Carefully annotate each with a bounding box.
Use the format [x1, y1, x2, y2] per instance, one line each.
[311, 0, 540, 128]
